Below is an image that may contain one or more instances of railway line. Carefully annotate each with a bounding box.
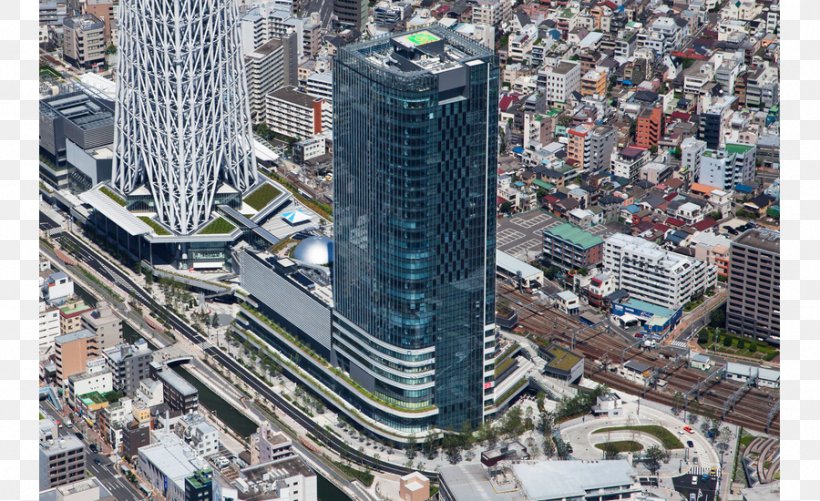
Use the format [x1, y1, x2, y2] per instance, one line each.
[499, 284, 780, 435]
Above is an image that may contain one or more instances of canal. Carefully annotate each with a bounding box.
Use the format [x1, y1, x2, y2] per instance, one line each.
[176, 367, 353, 501]
[74, 282, 353, 500]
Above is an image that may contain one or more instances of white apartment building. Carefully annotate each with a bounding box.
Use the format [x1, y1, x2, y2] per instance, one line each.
[680, 137, 706, 179]
[176, 413, 219, 458]
[683, 60, 715, 96]
[305, 71, 333, 101]
[604, 233, 717, 309]
[637, 16, 683, 57]
[250, 422, 296, 465]
[245, 37, 289, 123]
[610, 146, 650, 184]
[541, 60, 581, 105]
[697, 143, 755, 191]
[67, 368, 113, 407]
[39, 301, 61, 360]
[266, 86, 330, 140]
[240, 5, 304, 57]
[471, 0, 512, 28]
[507, 24, 537, 64]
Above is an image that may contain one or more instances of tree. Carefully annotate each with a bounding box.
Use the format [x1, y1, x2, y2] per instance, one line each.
[500, 201, 514, 214]
[542, 412, 555, 436]
[536, 392, 546, 413]
[601, 442, 620, 460]
[709, 305, 726, 328]
[423, 433, 438, 459]
[211, 313, 219, 328]
[749, 343, 758, 354]
[542, 437, 556, 458]
[442, 434, 464, 464]
[722, 335, 733, 348]
[643, 445, 667, 474]
[737, 339, 746, 351]
[688, 413, 699, 426]
[502, 407, 524, 437]
[554, 437, 571, 460]
[405, 435, 418, 460]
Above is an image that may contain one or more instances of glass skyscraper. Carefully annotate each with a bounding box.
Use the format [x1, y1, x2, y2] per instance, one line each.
[332, 27, 498, 431]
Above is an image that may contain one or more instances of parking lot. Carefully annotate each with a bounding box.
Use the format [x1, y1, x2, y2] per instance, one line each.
[497, 209, 619, 261]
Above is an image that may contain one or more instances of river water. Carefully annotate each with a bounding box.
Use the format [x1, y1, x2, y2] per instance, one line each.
[76, 284, 353, 501]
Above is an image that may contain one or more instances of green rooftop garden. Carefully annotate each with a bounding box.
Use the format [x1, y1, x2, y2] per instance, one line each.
[494, 357, 516, 378]
[240, 304, 436, 414]
[244, 183, 282, 211]
[543, 345, 582, 372]
[100, 186, 126, 207]
[138, 216, 171, 236]
[495, 377, 527, 405]
[199, 217, 236, 235]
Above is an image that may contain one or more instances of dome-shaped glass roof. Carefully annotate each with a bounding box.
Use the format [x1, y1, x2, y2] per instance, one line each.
[292, 236, 333, 266]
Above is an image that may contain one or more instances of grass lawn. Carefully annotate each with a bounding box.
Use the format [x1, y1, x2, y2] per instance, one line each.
[594, 440, 644, 453]
[593, 425, 684, 449]
[138, 216, 171, 236]
[494, 357, 516, 378]
[100, 186, 126, 207]
[739, 430, 756, 450]
[697, 328, 778, 361]
[199, 217, 236, 235]
[244, 183, 282, 211]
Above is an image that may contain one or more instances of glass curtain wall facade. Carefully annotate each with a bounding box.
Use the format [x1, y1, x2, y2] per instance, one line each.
[332, 27, 498, 431]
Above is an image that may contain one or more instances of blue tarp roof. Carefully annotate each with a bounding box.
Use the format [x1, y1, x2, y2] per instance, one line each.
[626, 204, 641, 214]
[512, 146, 525, 154]
[735, 184, 754, 193]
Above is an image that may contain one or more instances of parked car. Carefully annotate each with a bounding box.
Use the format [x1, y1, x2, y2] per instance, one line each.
[687, 440, 694, 448]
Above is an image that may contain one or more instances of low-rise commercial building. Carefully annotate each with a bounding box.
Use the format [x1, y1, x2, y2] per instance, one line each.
[439, 460, 640, 501]
[250, 422, 296, 465]
[80, 302, 122, 352]
[39, 476, 115, 501]
[55, 329, 98, 384]
[40, 302, 62, 360]
[39, 419, 86, 491]
[59, 301, 94, 335]
[155, 368, 199, 417]
[537, 343, 584, 383]
[102, 339, 152, 397]
[611, 146, 650, 184]
[138, 431, 211, 501]
[542, 223, 604, 271]
[66, 366, 113, 407]
[62, 15, 105, 69]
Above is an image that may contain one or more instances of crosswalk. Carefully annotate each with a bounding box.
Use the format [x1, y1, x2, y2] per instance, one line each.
[670, 340, 689, 349]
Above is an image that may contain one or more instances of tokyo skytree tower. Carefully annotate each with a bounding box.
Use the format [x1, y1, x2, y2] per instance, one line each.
[111, 0, 257, 235]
